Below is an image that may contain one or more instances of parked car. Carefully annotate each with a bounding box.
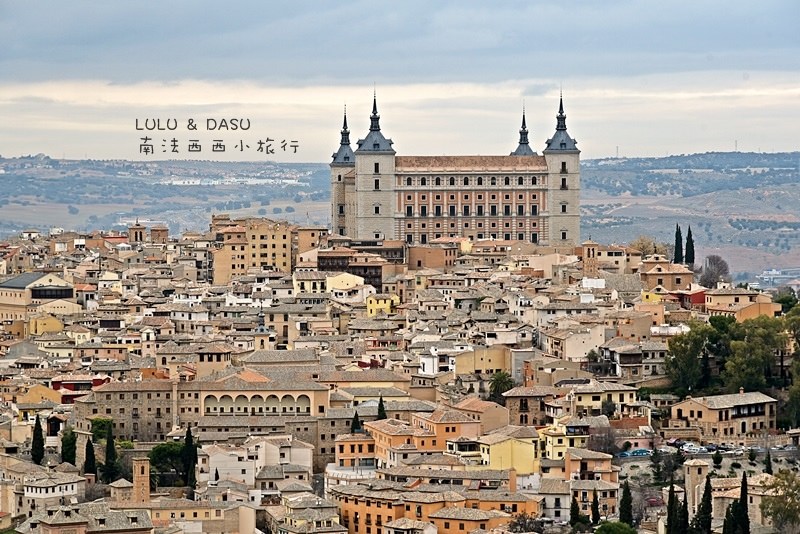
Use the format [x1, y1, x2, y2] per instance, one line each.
[631, 449, 652, 457]
[616, 451, 631, 458]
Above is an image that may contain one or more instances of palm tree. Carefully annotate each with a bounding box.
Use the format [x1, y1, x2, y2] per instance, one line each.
[489, 371, 514, 403]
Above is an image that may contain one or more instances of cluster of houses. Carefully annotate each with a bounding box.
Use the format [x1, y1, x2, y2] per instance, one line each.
[0, 217, 788, 534]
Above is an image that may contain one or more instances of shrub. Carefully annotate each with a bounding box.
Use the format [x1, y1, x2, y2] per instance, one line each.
[731, 462, 741, 469]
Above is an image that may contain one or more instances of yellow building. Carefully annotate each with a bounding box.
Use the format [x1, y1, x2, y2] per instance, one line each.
[0, 272, 74, 322]
[366, 293, 400, 317]
[668, 389, 777, 443]
[478, 425, 540, 480]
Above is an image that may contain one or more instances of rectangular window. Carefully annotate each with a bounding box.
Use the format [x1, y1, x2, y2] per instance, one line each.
[374, 162, 380, 173]
[561, 204, 567, 213]
[374, 206, 380, 215]
[374, 178, 380, 190]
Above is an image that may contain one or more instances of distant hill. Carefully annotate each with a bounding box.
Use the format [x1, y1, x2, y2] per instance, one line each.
[581, 151, 800, 276]
[1, 151, 799, 276]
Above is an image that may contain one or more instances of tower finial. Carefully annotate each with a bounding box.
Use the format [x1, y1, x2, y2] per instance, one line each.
[342, 104, 348, 131]
[511, 103, 535, 156]
[556, 93, 567, 130]
[370, 88, 381, 132]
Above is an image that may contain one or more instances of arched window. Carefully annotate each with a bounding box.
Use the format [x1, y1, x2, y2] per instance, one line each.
[504, 177, 510, 186]
[421, 177, 427, 186]
[477, 177, 483, 186]
[406, 177, 412, 186]
[435, 177, 441, 186]
[532, 177, 538, 185]
[490, 177, 496, 186]
[518, 176, 524, 185]
[463, 177, 469, 186]
[449, 177, 455, 186]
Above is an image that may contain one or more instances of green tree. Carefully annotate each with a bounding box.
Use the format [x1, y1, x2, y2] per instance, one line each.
[508, 512, 545, 533]
[84, 439, 97, 476]
[685, 225, 695, 267]
[377, 395, 387, 420]
[674, 224, 683, 264]
[679, 498, 689, 534]
[595, 523, 636, 534]
[214, 467, 220, 481]
[101, 425, 120, 483]
[90, 417, 112, 442]
[350, 411, 362, 433]
[182, 427, 197, 492]
[737, 472, 750, 534]
[148, 441, 186, 478]
[619, 481, 633, 526]
[666, 322, 713, 394]
[667, 476, 677, 534]
[774, 287, 798, 314]
[712, 449, 723, 468]
[31, 415, 45, 465]
[489, 371, 514, 403]
[650, 448, 664, 483]
[761, 469, 800, 533]
[723, 316, 786, 391]
[591, 489, 601, 524]
[601, 399, 617, 418]
[690, 475, 713, 534]
[722, 501, 737, 534]
[570, 496, 588, 528]
[764, 449, 773, 474]
[61, 427, 77, 465]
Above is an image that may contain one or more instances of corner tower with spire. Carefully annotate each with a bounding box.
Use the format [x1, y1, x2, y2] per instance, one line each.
[544, 94, 581, 245]
[350, 93, 396, 241]
[331, 107, 356, 236]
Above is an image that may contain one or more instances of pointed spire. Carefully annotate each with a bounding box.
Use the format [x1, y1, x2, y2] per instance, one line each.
[370, 90, 381, 132]
[556, 92, 567, 131]
[519, 108, 530, 146]
[511, 105, 536, 156]
[340, 106, 351, 146]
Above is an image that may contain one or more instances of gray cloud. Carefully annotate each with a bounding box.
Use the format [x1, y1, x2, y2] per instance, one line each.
[1, 1, 797, 85]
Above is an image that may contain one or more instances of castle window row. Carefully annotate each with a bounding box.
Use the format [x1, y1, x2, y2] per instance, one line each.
[400, 175, 545, 187]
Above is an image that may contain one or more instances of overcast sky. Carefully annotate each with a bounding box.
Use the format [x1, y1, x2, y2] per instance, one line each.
[1, 1, 798, 162]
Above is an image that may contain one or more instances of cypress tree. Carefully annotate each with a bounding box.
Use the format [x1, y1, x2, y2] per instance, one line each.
[84, 439, 97, 476]
[691, 475, 713, 534]
[182, 427, 196, 480]
[591, 489, 601, 524]
[764, 449, 773, 474]
[685, 226, 695, 266]
[722, 502, 736, 534]
[667, 476, 677, 534]
[679, 497, 689, 534]
[31, 415, 45, 465]
[570, 496, 582, 527]
[102, 425, 119, 483]
[738, 472, 750, 534]
[674, 224, 684, 264]
[619, 481, 633, 526]
[350, 411, 361, 433]
[377, 395, 387, 420]
[214, 467, 220, 481]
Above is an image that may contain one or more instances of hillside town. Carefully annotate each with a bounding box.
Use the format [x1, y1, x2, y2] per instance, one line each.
[0, 215, 797, 534]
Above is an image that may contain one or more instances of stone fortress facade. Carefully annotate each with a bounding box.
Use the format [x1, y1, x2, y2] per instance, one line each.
[330, 95, 581, 246]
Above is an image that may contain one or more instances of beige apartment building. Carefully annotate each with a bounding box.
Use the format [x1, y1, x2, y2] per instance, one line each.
[210, 215, 328, 284]
[668, 389, 777, 443]
[331, 96, 580, 245]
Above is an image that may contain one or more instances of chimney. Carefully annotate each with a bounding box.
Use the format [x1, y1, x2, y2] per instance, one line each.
[739, 387, 745, 395]
[508, 468, 517, 492]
